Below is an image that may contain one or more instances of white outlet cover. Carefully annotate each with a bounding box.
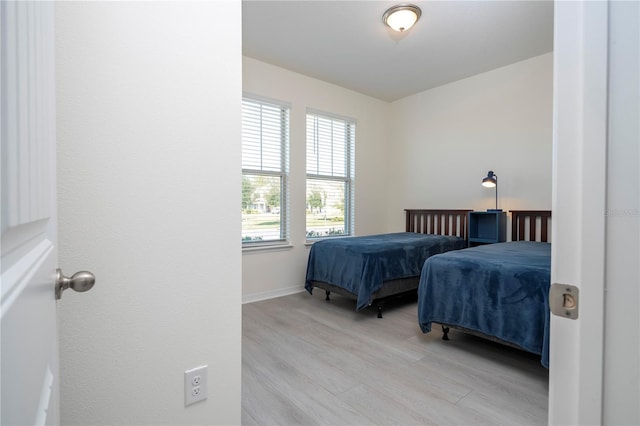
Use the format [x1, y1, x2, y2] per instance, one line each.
[184, 365, 208, 406]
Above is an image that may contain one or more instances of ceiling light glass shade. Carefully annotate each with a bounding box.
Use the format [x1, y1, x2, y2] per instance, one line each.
[383, 4, 422, 32]
[482, 170, 497, 188]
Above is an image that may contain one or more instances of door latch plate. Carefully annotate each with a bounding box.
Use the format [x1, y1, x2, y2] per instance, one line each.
[549, 283, 579, 319]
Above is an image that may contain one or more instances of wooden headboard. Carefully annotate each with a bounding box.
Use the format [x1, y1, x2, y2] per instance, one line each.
[510, 210, 552, 242]
[405, 209, 473, 240]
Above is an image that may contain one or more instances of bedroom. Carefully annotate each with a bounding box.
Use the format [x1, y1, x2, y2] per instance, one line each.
[4, 1, 637, 425]
[240, 1, 638, 425]
[241, 1, 552, 423]
[241, 10, 553, 302]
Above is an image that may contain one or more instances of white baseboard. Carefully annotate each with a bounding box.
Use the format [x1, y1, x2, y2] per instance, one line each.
[242, 285, 306, 304]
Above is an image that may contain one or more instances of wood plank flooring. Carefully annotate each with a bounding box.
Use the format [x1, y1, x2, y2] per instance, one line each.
[242, 290, 548, 425]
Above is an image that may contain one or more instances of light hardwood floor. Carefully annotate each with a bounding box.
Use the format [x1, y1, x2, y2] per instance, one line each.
[242, 290, 548, 425]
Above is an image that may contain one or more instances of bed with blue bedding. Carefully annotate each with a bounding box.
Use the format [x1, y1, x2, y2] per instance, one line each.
[305, 209, 471, 317]
[417, 210, 552, 367]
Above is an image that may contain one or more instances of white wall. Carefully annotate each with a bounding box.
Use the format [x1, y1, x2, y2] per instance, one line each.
[603, 0, 639, 422]
[242, 57, 391, 301]
[55, 2, 241, 424]
[387, 53, 553, 232]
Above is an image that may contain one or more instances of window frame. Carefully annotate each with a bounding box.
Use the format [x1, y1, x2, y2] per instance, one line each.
[305, 109, 356, 240]
[241, 94, 290, 248]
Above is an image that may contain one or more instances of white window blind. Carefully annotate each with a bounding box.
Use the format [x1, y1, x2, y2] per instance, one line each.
[242, 97, 289, 244]
[306, 112, 355, 238]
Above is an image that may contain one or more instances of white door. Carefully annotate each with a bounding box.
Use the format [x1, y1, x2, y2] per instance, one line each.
[550, 0, 639, 424]
[550, 1, 607, 423]
[1, 2, 59, 424]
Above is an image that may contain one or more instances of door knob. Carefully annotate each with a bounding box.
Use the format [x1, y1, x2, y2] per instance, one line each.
[56, 268, 96, 300]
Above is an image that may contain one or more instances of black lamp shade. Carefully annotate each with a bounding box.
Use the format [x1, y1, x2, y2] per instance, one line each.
[482, 170, 497, 188]
[482, 170, 500, 211]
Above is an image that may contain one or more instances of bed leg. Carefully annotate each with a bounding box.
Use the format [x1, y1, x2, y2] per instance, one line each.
[377, 304, 383, 319]
[442, 326, 450, 341]
[325, 290, 331, 301]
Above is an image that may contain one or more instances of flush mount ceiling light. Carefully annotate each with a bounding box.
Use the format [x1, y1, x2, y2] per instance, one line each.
[382, 4, 422, 32]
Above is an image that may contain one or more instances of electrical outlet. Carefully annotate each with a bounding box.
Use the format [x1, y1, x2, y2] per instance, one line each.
[191, 375, 201, 386]
[185, 365, 208, 406]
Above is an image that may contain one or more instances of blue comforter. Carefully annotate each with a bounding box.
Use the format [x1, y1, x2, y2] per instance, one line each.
[305, 232, 467, 311]
[418, 241, 551, 367]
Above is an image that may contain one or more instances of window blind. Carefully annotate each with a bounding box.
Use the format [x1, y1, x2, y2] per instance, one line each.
[305, 112, 355, 238]
[242, 97, 289, 244]
[306, 114, 353, 178]
[242, 101, 287, 172]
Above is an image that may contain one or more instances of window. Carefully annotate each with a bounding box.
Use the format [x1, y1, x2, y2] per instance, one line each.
[242, 97, 289, 245]
[306, 111, 355, 239]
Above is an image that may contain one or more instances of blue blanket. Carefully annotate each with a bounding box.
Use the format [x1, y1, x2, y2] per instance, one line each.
[305, 232, 467, 311]
[418, 241, 551, 367]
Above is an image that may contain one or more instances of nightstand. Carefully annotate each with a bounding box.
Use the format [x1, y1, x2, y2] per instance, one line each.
[468, 211, 507, 246]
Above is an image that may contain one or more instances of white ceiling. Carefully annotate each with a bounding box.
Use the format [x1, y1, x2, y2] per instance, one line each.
[242, 0, 554, 102]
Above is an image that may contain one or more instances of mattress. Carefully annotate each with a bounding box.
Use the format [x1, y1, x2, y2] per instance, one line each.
[305, 232, 467, 310]
[418, 241, 551, 367]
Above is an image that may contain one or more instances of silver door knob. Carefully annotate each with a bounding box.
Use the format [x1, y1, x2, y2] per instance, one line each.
[56, 268, 96, 300]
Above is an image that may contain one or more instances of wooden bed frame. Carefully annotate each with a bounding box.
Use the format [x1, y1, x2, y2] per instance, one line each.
[310, 209, 472, 318]
[440, 210, 552, 348]
[510, 209, 552, 242]
[405, 209, 471, 239]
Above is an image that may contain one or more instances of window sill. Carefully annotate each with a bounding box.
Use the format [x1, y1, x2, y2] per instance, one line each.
[305, 235, 352, 246]
[242, 243, 294, 254]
